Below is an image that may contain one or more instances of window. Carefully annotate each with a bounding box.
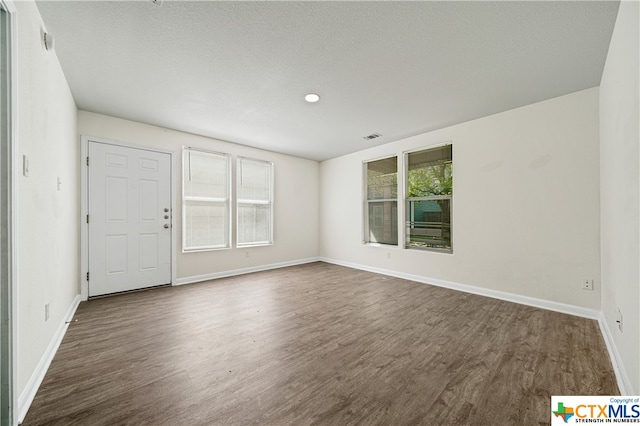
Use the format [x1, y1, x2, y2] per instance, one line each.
[364, 156, 398, 245]
[182, 148, 231, 251]
[237, 157, 273, 246]
[406, 144, 452, 252]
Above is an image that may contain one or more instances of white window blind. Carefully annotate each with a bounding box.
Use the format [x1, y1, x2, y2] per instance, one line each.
[237, 157, 273, 246]
[182, 148, 231, 251]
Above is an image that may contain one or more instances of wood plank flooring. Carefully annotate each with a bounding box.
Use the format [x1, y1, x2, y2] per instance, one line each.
[22, 262, 618, 425]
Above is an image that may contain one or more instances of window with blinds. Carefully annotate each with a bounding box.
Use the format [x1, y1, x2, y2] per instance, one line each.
[364, 156, 398, 245]
[405, 144, 452, 252]
[182, 148, 231, 251]
[237, 157, 273, 246]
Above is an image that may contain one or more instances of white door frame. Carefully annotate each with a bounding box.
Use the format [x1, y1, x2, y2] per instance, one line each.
[80, 135, 177, 300]
[0, 0, 17, 423]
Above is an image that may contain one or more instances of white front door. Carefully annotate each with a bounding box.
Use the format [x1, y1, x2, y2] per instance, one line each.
[88, 141, 172, 297]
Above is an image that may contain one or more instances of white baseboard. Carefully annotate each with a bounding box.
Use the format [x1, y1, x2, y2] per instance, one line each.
[597, 313, 634, 395]
[174, 257, 321, 286]
[18, 294, 82, 424]
[320, 257, 600, 319]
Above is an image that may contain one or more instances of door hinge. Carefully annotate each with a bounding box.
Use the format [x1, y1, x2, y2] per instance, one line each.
[86, 271, 89, 281]
[86, 157, 89, 166]
[86, 214, 89, 223]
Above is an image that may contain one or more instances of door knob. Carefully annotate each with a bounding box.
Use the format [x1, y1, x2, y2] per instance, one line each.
[164, 208, 169, 212]
[164, 215, 169, 219]
[164, 224, 169, 229]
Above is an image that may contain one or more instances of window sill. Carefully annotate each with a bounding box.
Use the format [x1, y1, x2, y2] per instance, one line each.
[405, 245, 453, 255]
[182, 246, 231, 253]
[363, 242, 399, 248]
[237, 242, 274, 248]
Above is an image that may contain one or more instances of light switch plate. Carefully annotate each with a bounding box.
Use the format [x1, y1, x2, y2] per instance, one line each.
[23, 155, 29, 177]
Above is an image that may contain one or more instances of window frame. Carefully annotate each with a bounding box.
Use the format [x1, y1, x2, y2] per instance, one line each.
[181, 147, 232, 252]
[236, 156, 274, 248]
[363, 155, 399, 246]
[404, 143, 453, 253]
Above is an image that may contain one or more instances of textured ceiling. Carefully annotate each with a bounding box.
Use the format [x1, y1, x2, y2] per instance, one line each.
[36, 1, 619, 161]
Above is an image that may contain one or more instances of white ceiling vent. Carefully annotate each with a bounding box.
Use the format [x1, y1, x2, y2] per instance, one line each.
[363, 133, 382, 141]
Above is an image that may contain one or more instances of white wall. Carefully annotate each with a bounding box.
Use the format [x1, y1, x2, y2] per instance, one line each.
[600, 0, 640, 395]
[321, 88, 601, 310]
[15, 0, 79, 400]
[78, 111, 320, 281]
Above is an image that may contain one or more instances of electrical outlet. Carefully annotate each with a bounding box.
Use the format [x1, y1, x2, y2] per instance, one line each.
[386, 251, 391, 260]
[582, 278, 593, 290]
[245, 251, 249, 258]
[44, 303, 50, 322]
[616, 308, 623, 332]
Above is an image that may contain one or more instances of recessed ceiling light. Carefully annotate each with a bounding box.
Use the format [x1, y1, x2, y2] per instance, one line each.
[305, 93, 320, 103]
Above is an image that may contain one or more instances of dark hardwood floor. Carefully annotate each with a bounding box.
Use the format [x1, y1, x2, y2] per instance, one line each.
[22, 262, 618, 425]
